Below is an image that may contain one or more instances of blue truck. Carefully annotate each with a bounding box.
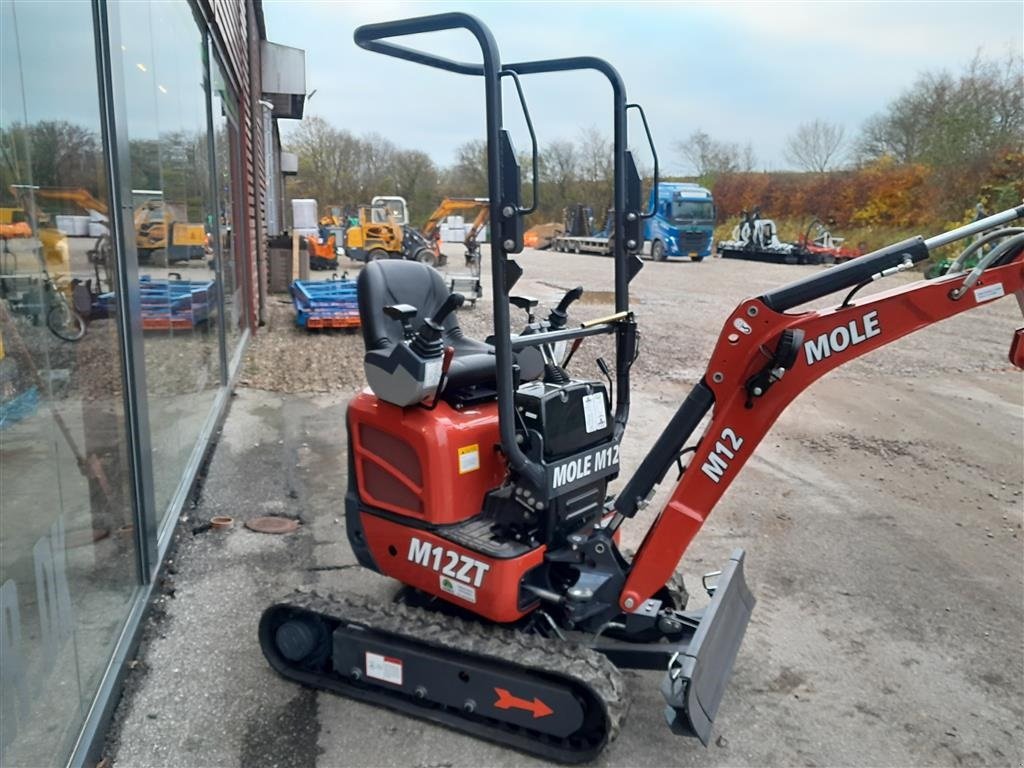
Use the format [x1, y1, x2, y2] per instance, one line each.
[644, 182, 716, 261]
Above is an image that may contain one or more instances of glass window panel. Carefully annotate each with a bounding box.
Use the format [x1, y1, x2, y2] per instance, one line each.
[1, 1, 138, 765]
[210, 55, 245, 361]
[118, 0, 223, 522]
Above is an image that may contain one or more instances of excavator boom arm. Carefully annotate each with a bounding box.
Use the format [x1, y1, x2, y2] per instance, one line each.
[619, 215, 1024, 611]
[10, 185, 109, 216]
[465, 207, 489, 244]
[421, 197, 488, 236]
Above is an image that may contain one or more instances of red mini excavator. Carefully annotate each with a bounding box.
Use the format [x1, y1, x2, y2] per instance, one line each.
[260, 13, 1024, 763]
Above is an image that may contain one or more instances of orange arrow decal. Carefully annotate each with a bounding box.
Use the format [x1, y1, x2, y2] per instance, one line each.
[493, 687, 553, 718]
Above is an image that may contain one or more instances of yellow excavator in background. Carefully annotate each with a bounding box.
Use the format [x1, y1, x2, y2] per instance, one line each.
[10, 185, 208, 267]
[420, 197, 489, 267]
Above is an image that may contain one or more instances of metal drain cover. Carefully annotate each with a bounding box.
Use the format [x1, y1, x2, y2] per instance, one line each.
[245, 516, 300, 534]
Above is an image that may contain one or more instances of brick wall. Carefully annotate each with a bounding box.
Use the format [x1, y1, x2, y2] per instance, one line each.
[202, 0, 263, 330]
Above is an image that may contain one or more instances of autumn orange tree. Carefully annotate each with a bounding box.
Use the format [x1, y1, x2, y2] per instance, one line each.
[706, 53, 1022, 236]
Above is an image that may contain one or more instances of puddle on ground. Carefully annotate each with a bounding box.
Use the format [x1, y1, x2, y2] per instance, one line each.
[536, 281, 616, 305]
[576, 290, 616, 305]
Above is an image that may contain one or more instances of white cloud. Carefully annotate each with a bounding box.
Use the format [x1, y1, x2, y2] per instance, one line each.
[266, 1, 1023, 172]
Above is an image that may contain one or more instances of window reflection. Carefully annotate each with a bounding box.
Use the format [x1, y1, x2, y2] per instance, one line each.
[1, 1, 136, 764]
[211, 55, 245, 361]
[118, 0, 222, 521]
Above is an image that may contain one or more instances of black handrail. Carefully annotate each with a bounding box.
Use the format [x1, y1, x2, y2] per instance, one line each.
[503, 56, 636, 439]
[504, 57, 628, 317]
[353, 13, 494, 76]
[499, 69, 538, 215]
[354, 15, 651, 485]
[355, 12, 542, 488]
[627, 103, 659, 219]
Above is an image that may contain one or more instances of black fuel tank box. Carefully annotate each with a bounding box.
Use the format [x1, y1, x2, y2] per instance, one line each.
[514, 380, 612, 461]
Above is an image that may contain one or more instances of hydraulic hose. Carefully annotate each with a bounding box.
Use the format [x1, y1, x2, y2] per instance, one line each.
[945, 227, 1024, 275]
[950, 232, 1024, 300]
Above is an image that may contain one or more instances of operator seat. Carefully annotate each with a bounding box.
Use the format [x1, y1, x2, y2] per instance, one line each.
[357, 260, 498, 397]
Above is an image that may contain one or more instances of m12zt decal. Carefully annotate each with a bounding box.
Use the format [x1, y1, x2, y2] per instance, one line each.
[407, 537, 491, 588]
[804, 310, 881, 365]
[700, 427, 744, 484]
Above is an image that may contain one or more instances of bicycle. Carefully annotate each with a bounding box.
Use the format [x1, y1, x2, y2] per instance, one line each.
[43, 272, 86, 341]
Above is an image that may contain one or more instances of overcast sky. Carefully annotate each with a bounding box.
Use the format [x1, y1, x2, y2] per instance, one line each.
[262, 1, 1023, 175]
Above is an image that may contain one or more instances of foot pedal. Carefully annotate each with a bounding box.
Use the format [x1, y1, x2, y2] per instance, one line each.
[660, 549, 755, 744]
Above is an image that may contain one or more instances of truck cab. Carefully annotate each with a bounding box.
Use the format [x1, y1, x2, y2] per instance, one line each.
[644, 182, 715, 261]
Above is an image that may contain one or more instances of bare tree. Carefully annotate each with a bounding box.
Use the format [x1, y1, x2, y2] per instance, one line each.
[540, 140, 578, 203]
[576, 126, 611, 183]
[575, 126, 612, 209]
[356, 132, 397, 201]
[441, 139, 488, 197]
[389, 149, 438, 221]
[784, 119, 846, 172]
[740, 142, 757, 172]
[287, 116, 363, 205]
[674, 130, 743, 177]
[855, 52, 1023, 168]
[0, 120, 103, 193]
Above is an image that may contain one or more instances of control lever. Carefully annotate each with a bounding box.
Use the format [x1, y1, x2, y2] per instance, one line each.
[430, 292, 465, 326]
[384, 303, 418, 339]
[510, 295, 539, 323]
[548, 286, 584, 330]
[411, 293, 465, 358]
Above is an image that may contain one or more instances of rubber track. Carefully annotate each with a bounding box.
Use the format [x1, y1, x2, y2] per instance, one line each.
[263, 589, 629, 762]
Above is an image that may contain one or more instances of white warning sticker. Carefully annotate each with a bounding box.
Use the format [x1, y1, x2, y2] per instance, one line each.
[458, 443, 480, 474]
[365, 651, 403, 686]
[423, 358, 443, 388]
[440, 574, 477, 603]
[974, 282, 1005, 303]
[582, 392, 607, 434]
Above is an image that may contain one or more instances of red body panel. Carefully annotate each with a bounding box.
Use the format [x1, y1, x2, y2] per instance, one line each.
[348, 392, 507, 525]
[360, 512, 544, 623]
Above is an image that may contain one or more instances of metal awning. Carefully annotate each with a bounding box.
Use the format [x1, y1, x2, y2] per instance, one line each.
[262, 41, 306, 119]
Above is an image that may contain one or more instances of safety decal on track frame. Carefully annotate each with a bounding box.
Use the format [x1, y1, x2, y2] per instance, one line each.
[365, 651, 403, 686]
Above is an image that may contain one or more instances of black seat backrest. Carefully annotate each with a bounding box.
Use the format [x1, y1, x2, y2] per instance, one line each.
[358, 260, 460, 352]
[357, 259, 542, 399]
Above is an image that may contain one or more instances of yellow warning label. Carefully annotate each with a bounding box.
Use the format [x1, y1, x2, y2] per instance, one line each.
[458, 444, 480, 474]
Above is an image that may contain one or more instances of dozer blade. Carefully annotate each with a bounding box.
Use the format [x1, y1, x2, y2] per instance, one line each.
[660, 549, 755, 744]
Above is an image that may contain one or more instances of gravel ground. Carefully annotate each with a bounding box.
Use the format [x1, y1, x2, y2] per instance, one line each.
[243, 242, 1020, 395]
[106, 244, 1023, 768]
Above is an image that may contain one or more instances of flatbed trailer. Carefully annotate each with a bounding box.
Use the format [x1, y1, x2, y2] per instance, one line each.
[549, 234, 613, 255]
